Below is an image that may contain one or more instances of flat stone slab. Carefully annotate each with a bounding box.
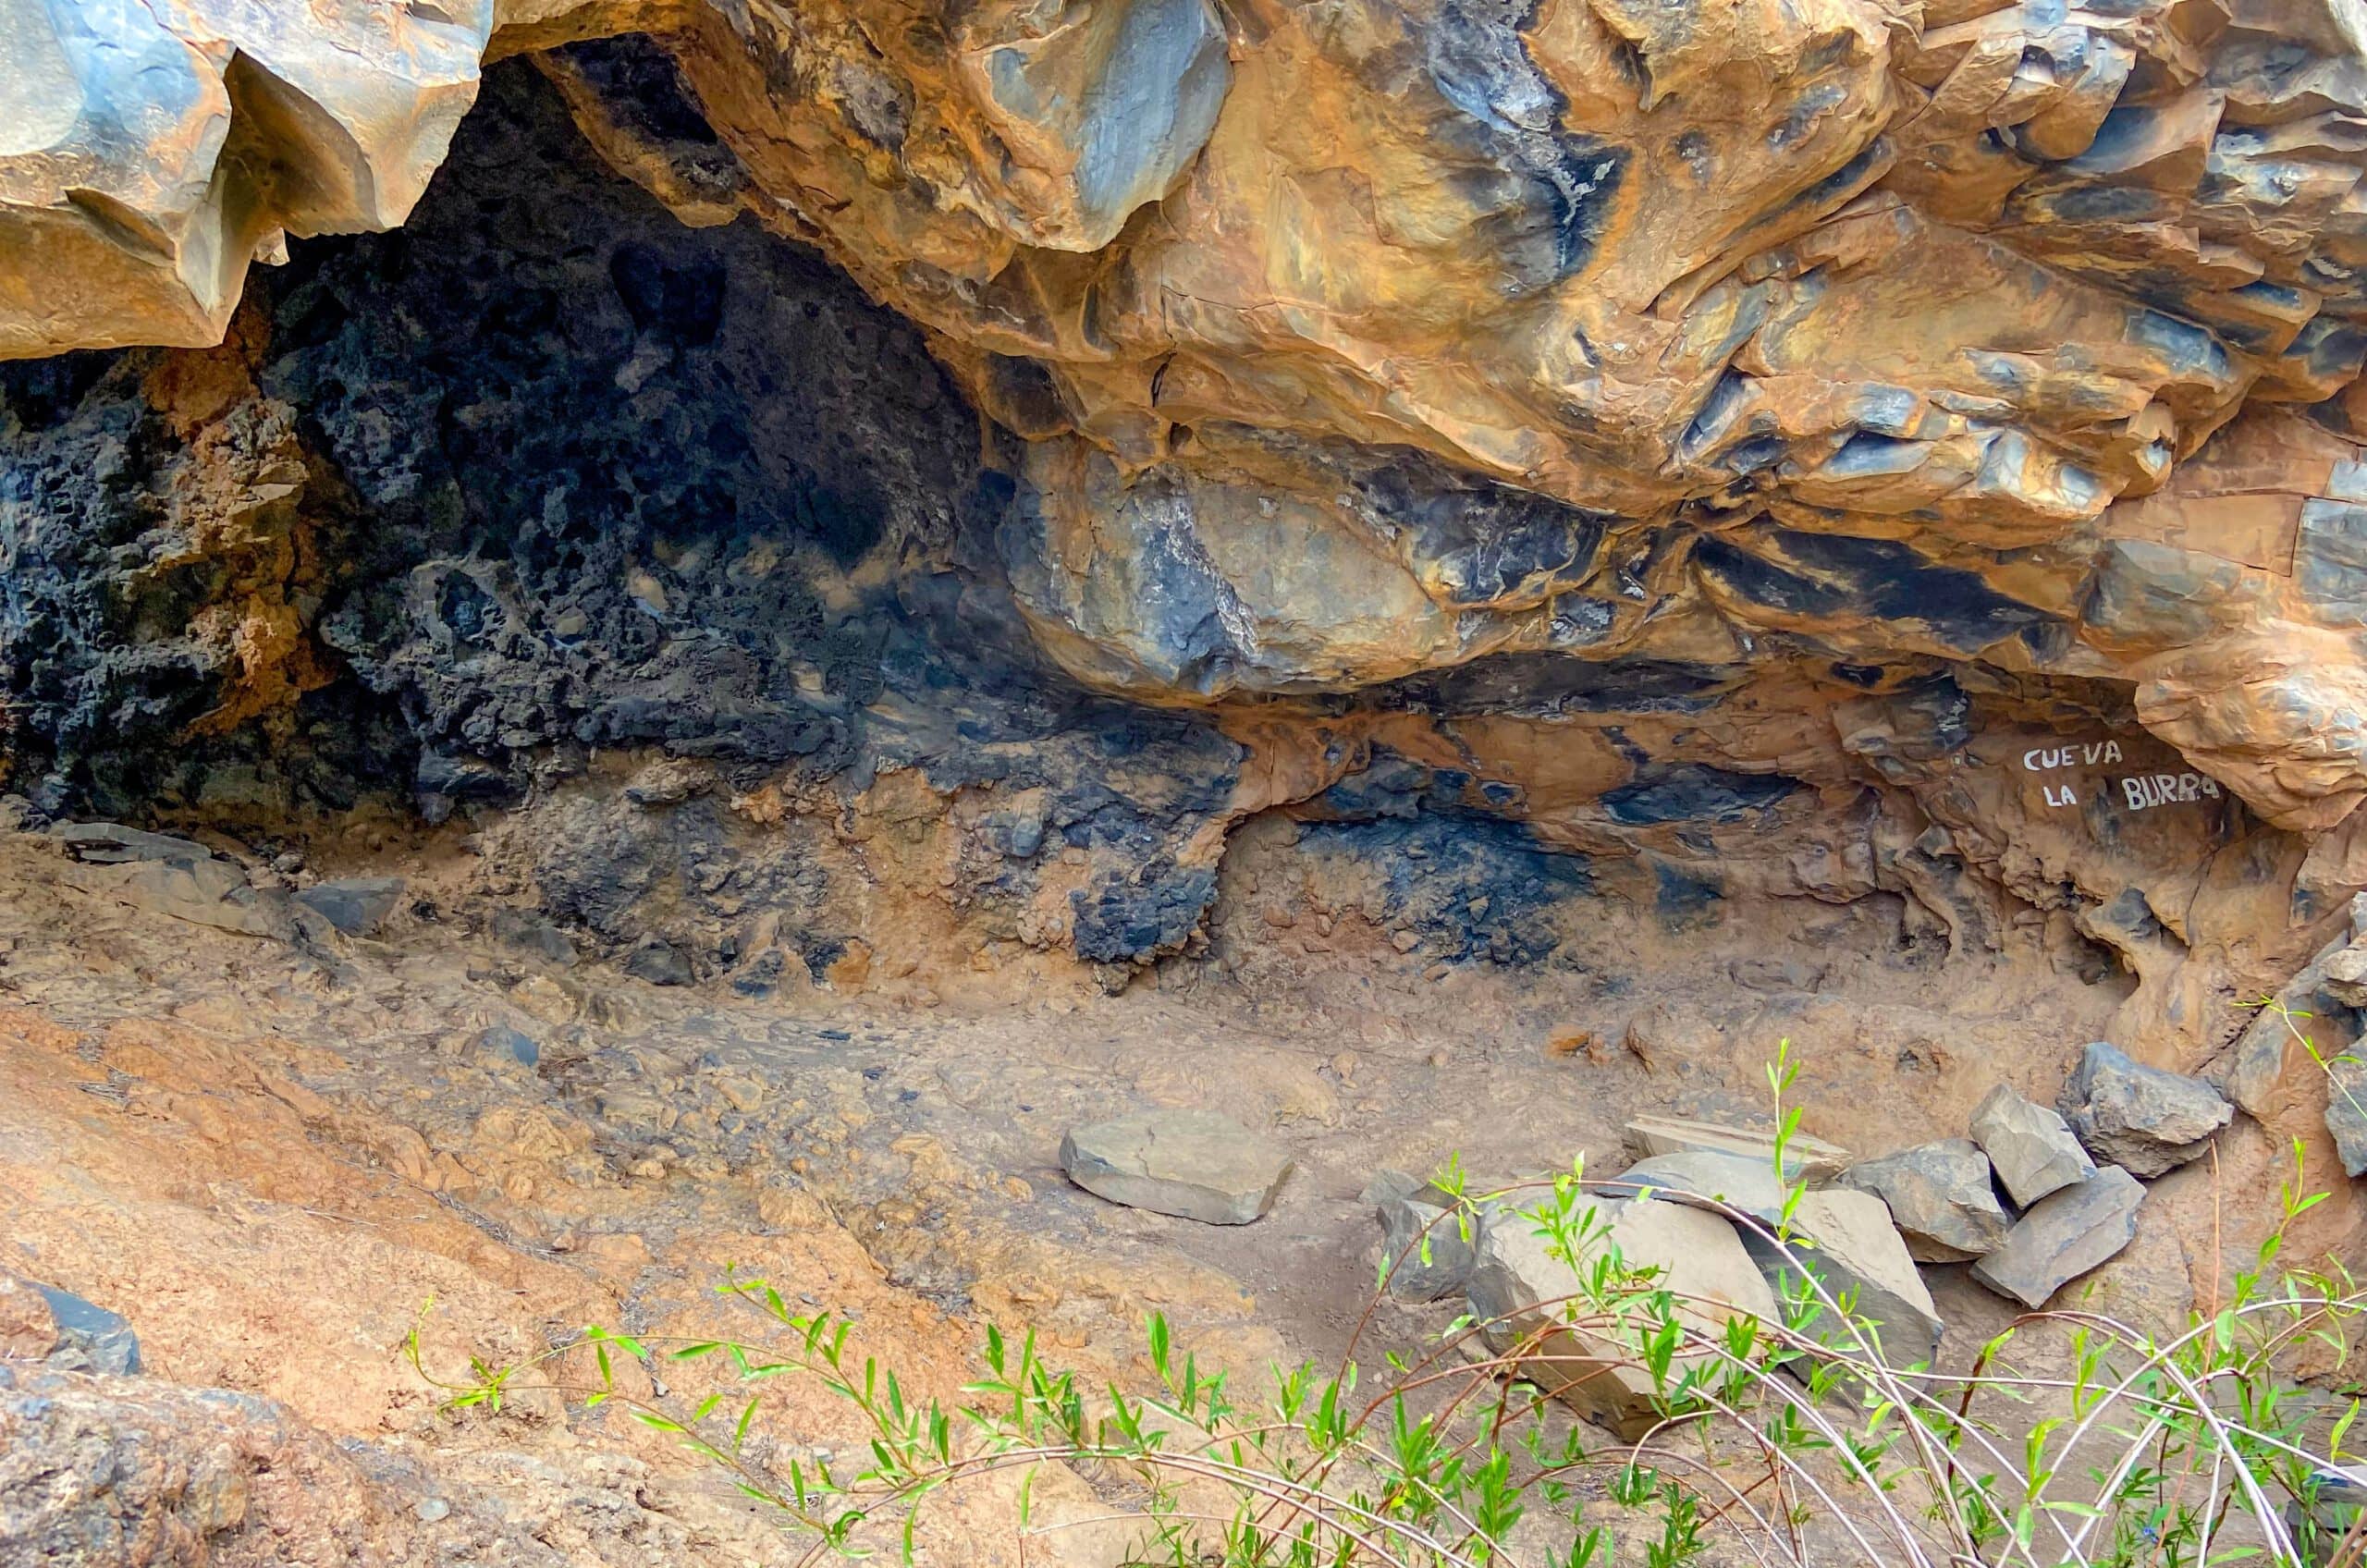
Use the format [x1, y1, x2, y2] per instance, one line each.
[1970, 1084, 2094, 1207]
[1061, 1110, 1293, 1225]
[1622, 1114, 1852, 1182]
[2058, 1041, 2230, 1177]
[1613, 1150, 1943, 1368]
[1971, 1167, 2146, 1309]
[49, 821, 214, 867]
[1838, 1139, 2011, 1262]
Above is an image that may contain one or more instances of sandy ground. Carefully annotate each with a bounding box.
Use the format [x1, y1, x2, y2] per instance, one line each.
[0, 824, 2336, 1564]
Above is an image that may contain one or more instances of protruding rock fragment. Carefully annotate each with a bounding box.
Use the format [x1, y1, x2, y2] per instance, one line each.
[1837, 1140, 2011, 1262]
[0, 1276, 141, 1376]
[1060, 1110, 1293, 1224]
[1970, 1084, 2095, 1207]
[1613, 1151, 1944, 1368]
[1369, 1171, 1484, 1301]
[1467, 1192, 1776, 1439]
[625, 939, 694, 986]
[1970, 1168, 2147, 1309]
[294, 876, 406, 937]
[1622, 1115, 1851, 1182]
[50, 822, 212, 867]
[2057, 1042, 2231, 1177]
[2324, 948, 2367, 1011]
[2327, 1060, 2367, 1179]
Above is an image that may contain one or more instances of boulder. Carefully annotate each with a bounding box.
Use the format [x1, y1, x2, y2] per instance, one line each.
[1369, 1171, 1485, 1302]
[1969, 1084, 2095, 1207]
[2057, 1042, 2232, 1177]
[475, 1025, 541, 1071]
[1836, 1140, 2011, 1263]
[1060, 1110, 1293, 1225]
[293, 876, 406, 937]
[1611, 1151, 1944, 1369]
[1466, 1193, 1777, 1439]
[1621, 1115, 1852, 1182]
[624, 939, 696, 986]
[1970, 1168, 2147, 1309]
[2328, 1060, 2367, 1179]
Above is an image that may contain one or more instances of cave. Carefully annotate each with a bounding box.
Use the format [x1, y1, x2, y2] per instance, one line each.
[3, 5, 2365, 1563]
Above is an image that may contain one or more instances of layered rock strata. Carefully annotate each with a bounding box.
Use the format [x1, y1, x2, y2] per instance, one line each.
[6, 6, 2367, 1174]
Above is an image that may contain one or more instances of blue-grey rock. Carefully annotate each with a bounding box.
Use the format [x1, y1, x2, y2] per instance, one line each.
[293, 876, 405, 937]
[2057, 1042, 2231, 1178]
[1970, 1084, 2095, 1207]
[1971, 1167, 2146, 1309]
[476, 1025, 540, 1070]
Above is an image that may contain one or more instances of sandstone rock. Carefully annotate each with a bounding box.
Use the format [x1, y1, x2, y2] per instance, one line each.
[293, 877, 406, 937]
[1059, 1110, 1292, 1225]
[1613, 1151, 1943, 1369]
[1971, 1168, 2147, 1310]
[1970, 1084, 2096, 1208]
[1836, 1140, 2011, 1263]
[1467, 1193, 1777, 1440]
[1370, 1172, 1485, 1302]
[2057, 1042, 2231, 1178]
[1621, 1115, 1851, 1183]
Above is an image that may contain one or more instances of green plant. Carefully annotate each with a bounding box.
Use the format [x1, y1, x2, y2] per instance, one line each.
[415, 1056, 2366, 1568]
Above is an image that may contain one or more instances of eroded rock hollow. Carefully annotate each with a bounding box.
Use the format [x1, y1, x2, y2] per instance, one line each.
[7, 0, 2367, 1180]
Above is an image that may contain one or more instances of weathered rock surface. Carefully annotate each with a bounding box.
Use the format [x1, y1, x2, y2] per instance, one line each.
[1613, 1150, 1943, 1368]
[7, 13, 2367, 1111]
[0, 1277, 141, 1376]
[1468, 1193, 1778, 1439]
[1971, 1084, 2097, 1207]
[2058, 1041, 2231, 1177]
[293, 876, 405, 938]
[1370, 1171, 1485, 1302]
[1622, 1115, 1851, 1182]
[1971, 1167, 2148, 1309]
[0, 1365, 423, 1566]
[1060, 1109, 1293, 1224]
[2329, 1060, 2367, 1179]
[1837, 1140, 2011, 1263]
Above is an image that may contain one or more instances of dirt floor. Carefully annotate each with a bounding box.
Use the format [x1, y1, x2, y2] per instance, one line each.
[0, 820, 2337, 1565]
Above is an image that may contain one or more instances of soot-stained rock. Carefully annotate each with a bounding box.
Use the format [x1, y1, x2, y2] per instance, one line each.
[1290, 812, 1591, 965]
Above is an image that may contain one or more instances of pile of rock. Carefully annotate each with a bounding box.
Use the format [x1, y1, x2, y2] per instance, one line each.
[1363, 1048, 2235, 1432]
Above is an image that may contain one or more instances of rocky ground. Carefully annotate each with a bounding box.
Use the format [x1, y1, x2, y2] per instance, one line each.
[1, 803, 2352, 1565]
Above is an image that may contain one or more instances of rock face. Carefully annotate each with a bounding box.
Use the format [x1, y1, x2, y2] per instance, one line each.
[7, 6, 2367, 1123]
[1837, 1140, 2012, 1264]
[2058, 1041, 2232, 1177]
[0, 1366, 423, 1566]
[1059, 1110, 1293, 1225]
[1971, 1084, 2097, 1208]
[1971, 1166, 2148, 1309]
